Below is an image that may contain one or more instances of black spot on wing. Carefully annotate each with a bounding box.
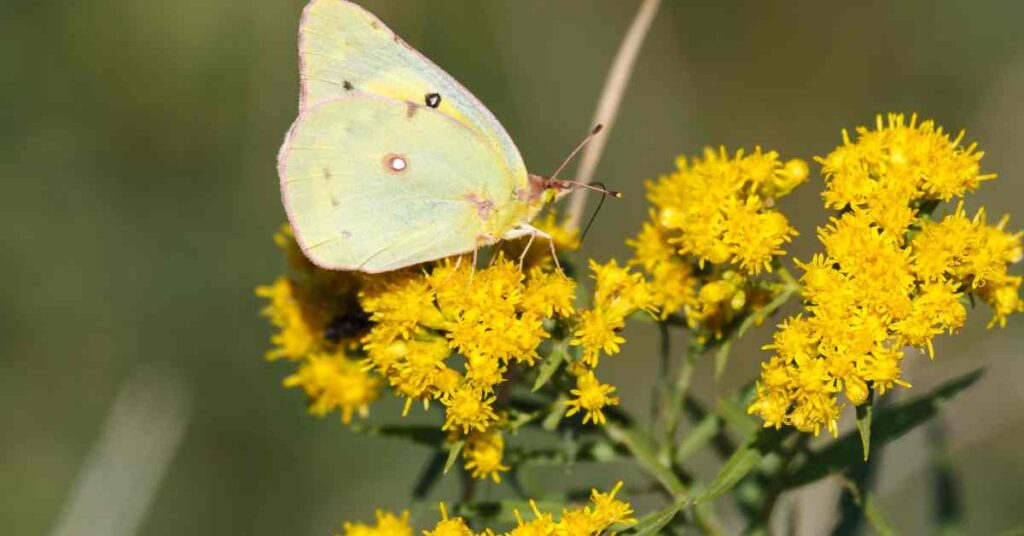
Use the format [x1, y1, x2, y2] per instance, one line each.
[425, 92, 441, 108]
[343, 80, 354, 91]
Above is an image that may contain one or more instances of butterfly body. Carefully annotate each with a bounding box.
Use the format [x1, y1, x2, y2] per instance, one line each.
[279, 0, 552, 272]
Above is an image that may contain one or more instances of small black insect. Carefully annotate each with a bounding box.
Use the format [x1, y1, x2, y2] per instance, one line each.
[324, 308, 371, 342]
[343, 80, 354, 91]
[425, 92, 441, 108]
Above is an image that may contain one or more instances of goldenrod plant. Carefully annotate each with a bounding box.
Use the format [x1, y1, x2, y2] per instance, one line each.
[258, 113, 1020, 534]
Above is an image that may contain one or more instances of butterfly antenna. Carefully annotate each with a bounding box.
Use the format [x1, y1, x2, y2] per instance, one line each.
[558, 179, 622, 198]
[580, 181, 611, 244]
[550, 124, 604, 181]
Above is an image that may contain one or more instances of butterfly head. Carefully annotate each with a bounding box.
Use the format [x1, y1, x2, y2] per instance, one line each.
[528, 174, 621, 203]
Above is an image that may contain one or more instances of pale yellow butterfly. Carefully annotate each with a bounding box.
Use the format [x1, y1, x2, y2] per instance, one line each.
[278, 0, 604, 273]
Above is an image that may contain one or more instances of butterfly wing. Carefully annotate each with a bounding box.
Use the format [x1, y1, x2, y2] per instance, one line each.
[299, 0, 526, 182]
[279, 95, 512, 272]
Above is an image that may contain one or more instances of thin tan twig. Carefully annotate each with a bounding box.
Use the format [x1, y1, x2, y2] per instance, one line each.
[565, 0, 661, 230]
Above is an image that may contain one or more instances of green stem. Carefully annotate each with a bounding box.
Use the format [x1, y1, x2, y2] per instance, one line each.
[745, 434, 809, 534]
[776, 265, 800, 290]
[662, 342, 698, 459]
[651, 322, 672, 427]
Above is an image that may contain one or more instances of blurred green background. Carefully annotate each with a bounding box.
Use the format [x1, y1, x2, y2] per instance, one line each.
[3, 0, 1022, 534]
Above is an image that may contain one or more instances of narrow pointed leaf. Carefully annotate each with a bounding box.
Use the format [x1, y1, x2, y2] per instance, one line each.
[620, 499, 688, 535]
[716, 395, 758, 437]
[542, 394, 567, 431]
[856, 391, 874, 461]
[607, 422, 687, 498]
[532, 345, 567, 392]
[862, 492, 898, 536]
[786, 369, 983, 488]
[714, 340, 732, 380]
[675, 415, 720, 464]
[443, 439, 465, 474]
[696, 429, 784, 503]
[350, 424, 445, 447]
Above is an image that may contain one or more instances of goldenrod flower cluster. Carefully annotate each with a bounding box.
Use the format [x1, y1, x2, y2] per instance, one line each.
[748, 114, 1022, 436]
[628, 147, 807, 338]
[566, 260, 659, 424]
[260, 216, 652, 482]
[256, 228, 381, 425]
[358, 253, 575, 482]
[340, 482, 634, 536]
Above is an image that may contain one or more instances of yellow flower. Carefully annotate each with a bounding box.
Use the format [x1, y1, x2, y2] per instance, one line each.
[283, 351, 381, 424]
[978, 276, 1023, 327]
[750, 115, 1021, 436]
[351, 252, 575, 419]
[722, 196, 796, 274]
[645, 147, 805, 274]
[570, 308, 624, 368]
[389, 337, 457, 401]
[565, 372, 620, 425]
[521, 268, 576, 319]
[570, 260, 658, 367]
[256, 277, 325, 361]
[587, 481, 635, 528]
[647, 260, 697, 319]
[553, 482, 635, 536]
[424, 503, 476, 536]
[441, 383, 499, 434]
[509, 501, 557, 536]
[626, 220, 675, 271]
[342, 510, 413, 536]
[817, 113, 993, 212]
[463, 429, 510, 483]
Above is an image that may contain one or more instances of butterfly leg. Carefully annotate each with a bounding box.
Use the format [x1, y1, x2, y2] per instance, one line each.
[439, 254, 464, 286]
[503, 224, 561, 272]
[517, 232, 537, 269]
[468, 246, 478, 287]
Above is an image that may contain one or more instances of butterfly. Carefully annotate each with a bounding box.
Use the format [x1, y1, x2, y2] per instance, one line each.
[277, 0, 607, 273]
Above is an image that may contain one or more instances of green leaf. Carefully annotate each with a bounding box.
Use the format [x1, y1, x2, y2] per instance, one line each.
[443, 439, 464, 474]
[714, 340, 732, 380]
[620, 499, 688, 535]
[835, 476, 898, 536]
[412, 450, 446, 499]
[928, 423, 963, 536]
[716, 395, 759, 438]
[542, 394, 567, 431]
[786, 368, 983, 488]
[862, 491, 898, 536]
[674, 415, 720, 464]
[696, 429, 784, 503]
[350, 424, 445, 447]
[856, 390, 874, 461]
[532, 344, 567, 392]
[606, 422, 687, 498]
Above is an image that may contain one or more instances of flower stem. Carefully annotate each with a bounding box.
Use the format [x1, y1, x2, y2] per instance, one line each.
[565, 0, 662, 230]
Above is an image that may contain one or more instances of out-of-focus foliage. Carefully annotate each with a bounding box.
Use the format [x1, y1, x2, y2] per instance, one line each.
[3, 1, 1024, 535]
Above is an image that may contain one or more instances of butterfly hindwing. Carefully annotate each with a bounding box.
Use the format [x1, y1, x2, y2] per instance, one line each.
[278, 95, 508, 272]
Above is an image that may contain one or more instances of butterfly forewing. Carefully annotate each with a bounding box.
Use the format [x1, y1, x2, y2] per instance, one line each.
[299, 0, 527, 182]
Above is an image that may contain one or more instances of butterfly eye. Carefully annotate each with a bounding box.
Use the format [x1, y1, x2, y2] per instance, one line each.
[384, 154, 408, 173]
